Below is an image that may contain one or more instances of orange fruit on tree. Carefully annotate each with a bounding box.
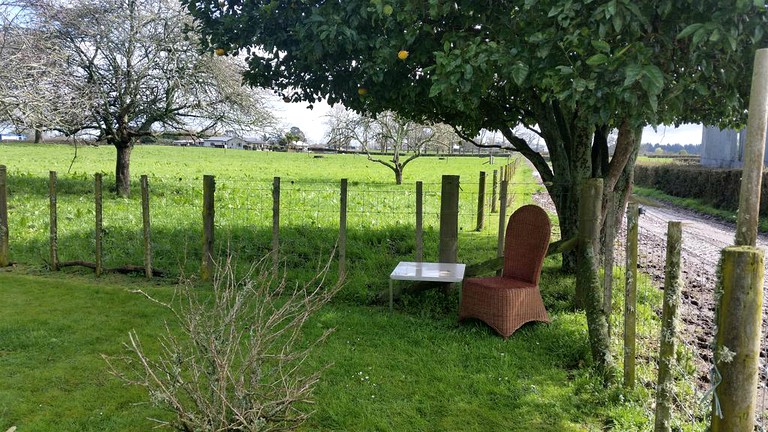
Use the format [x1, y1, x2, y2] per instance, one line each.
[357, 87, 368, 96]
[214, 47, 226, 56]
[398, 50, 409, 60]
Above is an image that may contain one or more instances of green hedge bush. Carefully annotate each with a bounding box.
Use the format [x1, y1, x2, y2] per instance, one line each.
[634, 165, 768, 215]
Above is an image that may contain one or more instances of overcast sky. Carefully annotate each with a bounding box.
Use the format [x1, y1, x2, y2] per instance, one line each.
[274, 100, 704, 146]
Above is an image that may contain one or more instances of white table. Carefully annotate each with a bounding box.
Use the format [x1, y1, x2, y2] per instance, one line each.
[389, 261, 466, 311]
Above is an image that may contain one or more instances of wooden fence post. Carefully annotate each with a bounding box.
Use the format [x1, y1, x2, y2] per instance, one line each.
[603, 194, 616, 334]
[201, 175, 215, 282]
[491, 170, 498, 214]
[654, 221, 683, 432]
[439, 175, 459, 264]
[497, 178, 509, 260]
[415, 181, 423, 262]
[95, 173, 103, 277]
[711, 246, 764, 432]
[49, 171, 58, 271]
[439, 175, 460, 294]
[0, 165, 7, 267]
[272, 176, 280, 276]
[141, 175, 152, 279]
[339, 178, 347, 279]
[624, 202, 639, 389]
[475, 171, 486, 231]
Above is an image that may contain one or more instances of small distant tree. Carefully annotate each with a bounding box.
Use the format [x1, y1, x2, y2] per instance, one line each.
[326, 108, 458, 184]
[105, 256, 341, 431]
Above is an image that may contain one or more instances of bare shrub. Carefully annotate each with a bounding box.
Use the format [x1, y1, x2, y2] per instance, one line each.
[105, 255, 341, 431]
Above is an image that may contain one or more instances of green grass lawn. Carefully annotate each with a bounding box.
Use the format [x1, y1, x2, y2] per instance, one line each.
[0, 269, 670, 431]
[0, 144, 706, 430]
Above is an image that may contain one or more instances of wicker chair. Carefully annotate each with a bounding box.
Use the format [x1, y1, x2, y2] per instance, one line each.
[459, 204, 551, 339]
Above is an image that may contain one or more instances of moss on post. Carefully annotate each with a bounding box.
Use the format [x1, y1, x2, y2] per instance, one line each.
[711, 246, 764, 432]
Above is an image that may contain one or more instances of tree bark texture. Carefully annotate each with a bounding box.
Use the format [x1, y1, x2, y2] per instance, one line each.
[577, 178, 613, 378]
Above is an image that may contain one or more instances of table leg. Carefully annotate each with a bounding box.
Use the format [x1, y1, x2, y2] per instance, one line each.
[389, 279, 393, 312]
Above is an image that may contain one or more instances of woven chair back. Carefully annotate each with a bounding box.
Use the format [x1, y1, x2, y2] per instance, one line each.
[502, 205, 551, 284]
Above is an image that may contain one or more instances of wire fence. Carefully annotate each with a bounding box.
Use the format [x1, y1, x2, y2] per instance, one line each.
[5, 163, 763, 428]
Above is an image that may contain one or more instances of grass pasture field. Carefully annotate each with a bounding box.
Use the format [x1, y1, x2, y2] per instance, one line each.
[0, 144, 704, 431]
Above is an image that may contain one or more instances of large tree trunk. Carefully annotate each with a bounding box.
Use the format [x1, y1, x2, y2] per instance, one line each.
[394, 168, 403, 185]
[115, 143, 133, 197]
[34, 129, 42, 143]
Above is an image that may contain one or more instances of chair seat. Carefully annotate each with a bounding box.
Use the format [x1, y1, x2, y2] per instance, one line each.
[459, 276, 549, 339]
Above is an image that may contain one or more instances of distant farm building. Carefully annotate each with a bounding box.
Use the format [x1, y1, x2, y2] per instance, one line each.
[202, 136, 246, 149]
[700, 126, 768, 168]
[0, 133, 27, 141]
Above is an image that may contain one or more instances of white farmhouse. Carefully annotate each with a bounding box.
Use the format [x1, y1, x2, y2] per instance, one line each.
[202, 136, 246, 149]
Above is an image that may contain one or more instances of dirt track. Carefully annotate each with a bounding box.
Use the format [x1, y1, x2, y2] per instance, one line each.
[622, 201, 768, 387]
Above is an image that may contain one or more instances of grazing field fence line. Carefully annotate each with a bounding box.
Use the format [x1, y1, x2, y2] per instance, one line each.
[0, 163, 540, 288]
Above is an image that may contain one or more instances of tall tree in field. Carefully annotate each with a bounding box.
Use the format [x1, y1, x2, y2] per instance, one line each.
[26, 0, 274, 196]
[183, 0, 766, 372]
[325, 108, 458, 184]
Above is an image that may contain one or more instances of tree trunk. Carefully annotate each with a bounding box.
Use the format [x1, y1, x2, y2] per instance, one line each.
[601, 123, 642, 250]
[394, 167, 403, 185]
[115, 143, 133, 197]
[34, 129, 42, 143]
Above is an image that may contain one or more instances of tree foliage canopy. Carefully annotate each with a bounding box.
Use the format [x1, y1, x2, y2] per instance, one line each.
[185, 0, 766, 135]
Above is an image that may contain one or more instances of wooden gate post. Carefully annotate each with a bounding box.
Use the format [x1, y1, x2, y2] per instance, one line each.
[141, 175, 152, 278]
[711, 247, 764, 432]
[49, 171, 58, 271]
[201, 175, 215, 281]
[654, 221, 683, 432]
[0, 165, 7, 267]
[624, 202, 639, 389]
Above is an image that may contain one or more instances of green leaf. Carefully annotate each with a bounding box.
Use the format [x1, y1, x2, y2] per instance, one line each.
[464, 64, 473, 79]
[510, 63, 529, 86]
[755, 0, 766, 6]
[586, 53, 609, 66]
[591, 40, 610, 53]
[677, 23, 703, 40]
[641, 65, 664, 94]
[623, 63, 642, 86]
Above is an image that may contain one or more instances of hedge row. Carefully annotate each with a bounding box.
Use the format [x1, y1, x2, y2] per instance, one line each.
[634, 165, 768, 216]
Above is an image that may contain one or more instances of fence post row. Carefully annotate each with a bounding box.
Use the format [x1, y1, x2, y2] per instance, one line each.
[496, 176, 509, 265]
[49, 171, 58, 271]
[201, 175, 215, 282]
[624, 202, 639, 389]
[415, 181, 423, 262]
[653, 221, 682, 432]
[475, 171, 486, 232]
[95, 173, 103, 278]
[141, 175, 152, 279]
[339, 178, 347, 280]
[0, 165, 7, 267]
